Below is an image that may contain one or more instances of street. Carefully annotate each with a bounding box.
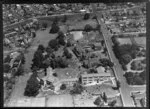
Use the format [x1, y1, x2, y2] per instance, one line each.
[92, 4, 146, 107]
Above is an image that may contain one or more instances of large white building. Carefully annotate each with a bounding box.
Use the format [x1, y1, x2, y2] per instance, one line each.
[81, 72, 113, 85]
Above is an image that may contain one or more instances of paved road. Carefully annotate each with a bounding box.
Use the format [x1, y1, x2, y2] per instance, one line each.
[105, 18, 146, 25]
[92, 4, 146, 107]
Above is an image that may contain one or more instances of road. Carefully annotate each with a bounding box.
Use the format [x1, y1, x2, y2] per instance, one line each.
[105, 18, 146, 25]
[91, 4, 146, 107]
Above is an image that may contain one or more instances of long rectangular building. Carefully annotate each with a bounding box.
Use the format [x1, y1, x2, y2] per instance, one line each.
[81, 72, 112, 85]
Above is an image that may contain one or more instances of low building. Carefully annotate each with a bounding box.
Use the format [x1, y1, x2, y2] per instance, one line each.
[81, 72, 112, 85]
[61, 78, 78, 86]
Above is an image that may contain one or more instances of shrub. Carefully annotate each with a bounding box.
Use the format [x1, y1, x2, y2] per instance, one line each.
[4, 55, 11, 63]
[108, 100, 117, 107]
[62, 15, 67, 22]
[42, 22, 47, 29]
[4, 64, 11, 73]
[83, 13, 90, 20]
[63, 48, 72, 59]
[49, 23, 60, 34]
[84, 24, 93, 32]
[37, 44, 45, 53]
[60, 84, 66, 90]
[70, 83, 84, 95]
[53, 73, 57, 77]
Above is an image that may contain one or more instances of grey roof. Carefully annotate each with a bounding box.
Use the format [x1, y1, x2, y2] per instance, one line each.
[81, 72, 111, 78]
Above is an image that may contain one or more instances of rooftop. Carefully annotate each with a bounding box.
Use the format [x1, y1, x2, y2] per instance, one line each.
[81, 72, 111, 78]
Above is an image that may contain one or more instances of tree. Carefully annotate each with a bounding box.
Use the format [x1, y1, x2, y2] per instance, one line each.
[62, 15, 67, 22]
[63, 48, 72, 59]
[139, 70, 146, 81]
[48, 39, 59, 51]
[15, 64, 24, 76]
[45, 46, 53, 54]
[92, 15, 97, 19]
[94, 97, 104, 107]
[101, 40, 105, 46]
[83, 13, 90, 20]
[4, 64, 11, 73]
[133, 76, 145, 85]
[24, 73, 41, 97]
[58, 37, 66, 46]
[70, 83, 84, 95]
[37, 44, 45, 53]
[102, 92, 107, 103]
[42, 22, 47, 29]
[66, 41, 72, 47]
[56, 57, 68, 68]
[84, 24, 93, 32]
[4, 55, 11, 63]
[49, 23, 60, 34]
[121, 54, 132, 65]
[53, 73, 57, 77]
[108, 100, 117, 107]
[31, 50, 44, 70]
[99, 58, 114, 67]
[60, 84, 66, 90]
[91, 44, 95, 50]
[53, 16, 59, 24]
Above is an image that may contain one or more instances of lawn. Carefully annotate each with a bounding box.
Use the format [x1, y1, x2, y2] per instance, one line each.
[134, 37, 146, 48]
[130, 60, 146, 71]
[54, 68, 79, 80]
[117, 38, 132, 45]
[46, 94, 74, 107]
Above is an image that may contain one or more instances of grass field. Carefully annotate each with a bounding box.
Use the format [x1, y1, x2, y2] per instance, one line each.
[134, 37, 146, 48]
[117, 38, 132, 45]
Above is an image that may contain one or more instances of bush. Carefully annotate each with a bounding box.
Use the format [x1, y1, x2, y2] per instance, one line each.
[37, 44, 45, 53]
[63, 48, 72, 59]
[53, 73, 57, 77]
[62, 15, 67, 22]
[83, 13, 90, 20]
[4, 64, 11, 73]
[108, 100, 117, 107]
[4, 55, 11, 63]
[84, 24, 93, 32]
[49, 23, 60, 34]
[70, 83, 84, 95]
[42, 22, 47, 29]
[15, 65, 24, 76]
[60, 84, 66, 90]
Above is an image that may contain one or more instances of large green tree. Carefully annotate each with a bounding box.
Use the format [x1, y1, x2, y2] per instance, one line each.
[24, 73, 41, 97]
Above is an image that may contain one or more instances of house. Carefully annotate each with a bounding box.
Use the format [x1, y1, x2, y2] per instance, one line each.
[81, 72, 112, 85]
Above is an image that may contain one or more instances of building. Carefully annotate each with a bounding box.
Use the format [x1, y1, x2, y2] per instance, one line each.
[61, 78, 78, 86]
[81, 72, 112, 85]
